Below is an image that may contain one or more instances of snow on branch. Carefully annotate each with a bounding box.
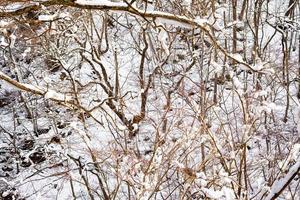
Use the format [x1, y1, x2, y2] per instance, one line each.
[0, 70, 73, 103]
[67, 1, 270, 73]
[0, 0, 272, 73]
[0, 1, 39, 17]
[264, 160, 300, 200]
[0, 70, 106, 126]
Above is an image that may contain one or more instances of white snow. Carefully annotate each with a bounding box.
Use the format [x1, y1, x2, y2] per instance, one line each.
[0, 36, 9, 47]
[0, 1, 299, 199]
[0, 21, 10, 27]
[44, 89, 72, 101]
[38, 14, 58, 21]
[211, 61, 223, 73]
[202, 188, 224, 199]
[230, 53, 244, 63]
[232, 76, 243, 90]
[291, 144, 300, 161]
[265, 160, 300, 200]
[195, 16, 208, 26]
[157, 27, 169, 55]
[155, 17, 192, 29]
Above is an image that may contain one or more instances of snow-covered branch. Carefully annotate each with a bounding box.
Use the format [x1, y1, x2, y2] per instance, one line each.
[264, 160, 300, 200]
[0, 70, 73, 103]
[0, 0, 267, 72]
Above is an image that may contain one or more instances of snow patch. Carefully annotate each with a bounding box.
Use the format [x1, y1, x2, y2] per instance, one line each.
[44, 89, 72, 101]
[38, 14, 57, 21]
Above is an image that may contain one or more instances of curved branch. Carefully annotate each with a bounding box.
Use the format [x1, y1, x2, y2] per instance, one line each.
[0, 70, 72, 102]
[0, 0, 267, 72]
[0, 70, 106, 126]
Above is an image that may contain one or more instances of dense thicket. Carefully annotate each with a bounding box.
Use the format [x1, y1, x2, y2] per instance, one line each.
[0, 0, 299, 199]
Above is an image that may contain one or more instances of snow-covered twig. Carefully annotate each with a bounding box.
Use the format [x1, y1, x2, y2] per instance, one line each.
[264, 160, 300, 200]
[0, 70, 72, 102]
